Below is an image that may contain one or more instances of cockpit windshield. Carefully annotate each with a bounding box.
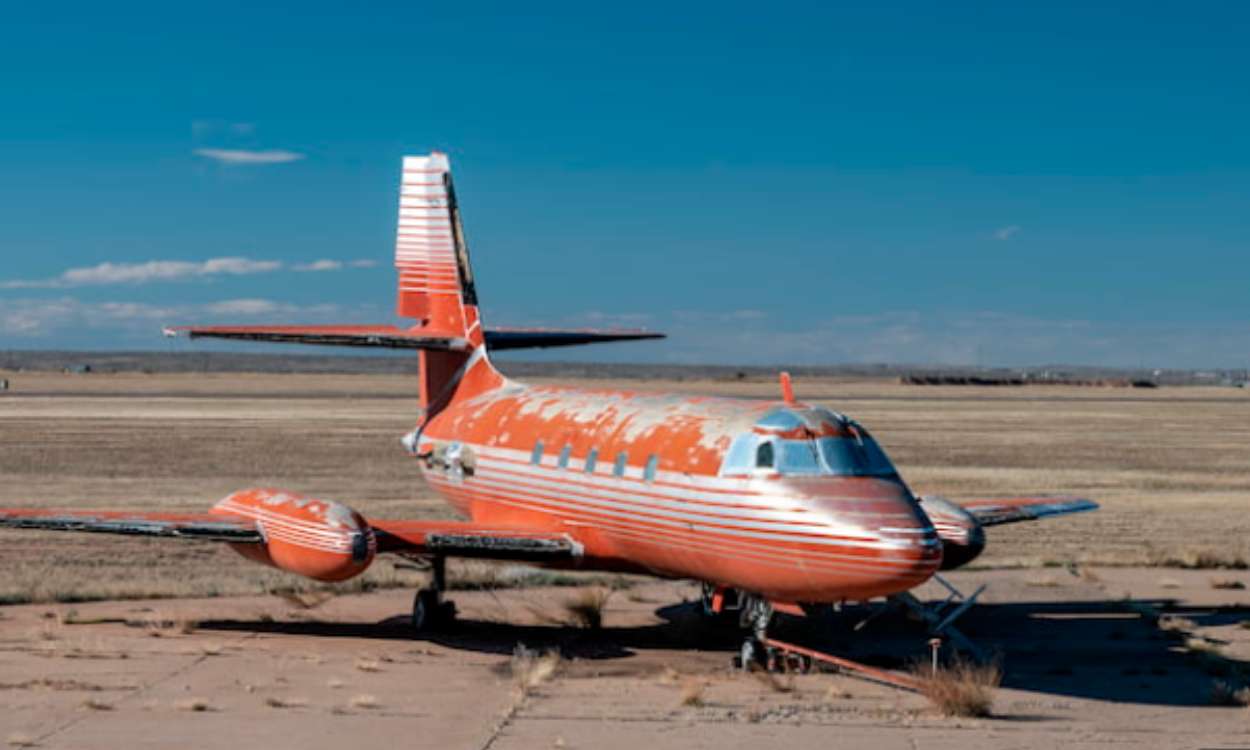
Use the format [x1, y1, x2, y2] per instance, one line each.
[718, 407, 899, 478]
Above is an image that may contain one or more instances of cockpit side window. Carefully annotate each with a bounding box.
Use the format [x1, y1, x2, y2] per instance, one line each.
[755, 440, 775, 468]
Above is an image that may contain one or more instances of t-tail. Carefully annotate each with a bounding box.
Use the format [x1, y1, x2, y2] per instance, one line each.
[166, 151, 664, 414]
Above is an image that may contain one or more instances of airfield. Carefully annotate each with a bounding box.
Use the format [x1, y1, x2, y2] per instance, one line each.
[2, 368, 1249, 748]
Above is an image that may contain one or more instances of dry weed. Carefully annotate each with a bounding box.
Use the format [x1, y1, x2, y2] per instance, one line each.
[511, 645, 561, 694]
[751, 669, 796, 694]
[6, 733, 37, 748]
[276, 589, 337, 610]
[678, 678, 707, 707]
[563, 588, 611, 629]
[1184, 637, 1223, 655]
[1158, 578, 1182, 590]
[1210, 680, 1250, 706]
[264, 696, 309, 709]
[349, 694, 381, 710]
[354, 658, 383, 673]
[327, 678, 346, 689]
[81, 698, 113, 711]
[174, 698, 214, 712]
[1024, 576, 1061, 588]
[1210, 578, 1246, 590]
[915, 660, 1001, 718]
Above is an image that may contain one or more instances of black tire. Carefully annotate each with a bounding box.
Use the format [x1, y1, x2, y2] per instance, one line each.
[411, 589, 442, 633]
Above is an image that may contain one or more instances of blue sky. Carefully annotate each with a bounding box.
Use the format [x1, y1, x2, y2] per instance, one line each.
[1, 2, 1248, 367]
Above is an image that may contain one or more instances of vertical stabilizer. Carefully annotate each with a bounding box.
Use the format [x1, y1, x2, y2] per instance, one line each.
[396, 153, 477, 340]
[396, 153, 502, 413]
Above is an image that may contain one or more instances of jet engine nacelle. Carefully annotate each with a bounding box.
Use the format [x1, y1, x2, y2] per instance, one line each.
[211, 488, 376, 582]
[916, 495, 986, 571]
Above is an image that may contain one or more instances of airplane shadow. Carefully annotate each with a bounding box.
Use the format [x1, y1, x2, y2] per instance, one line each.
[198, 595, 1250, 707]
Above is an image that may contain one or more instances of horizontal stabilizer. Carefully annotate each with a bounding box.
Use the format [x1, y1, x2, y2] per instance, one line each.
[483, 327, 665, 351]
[164, 324, 663, 351]
[958, 496, 1098, 527]
[165, 325, 470, 351]
[0, 508, 261, 542]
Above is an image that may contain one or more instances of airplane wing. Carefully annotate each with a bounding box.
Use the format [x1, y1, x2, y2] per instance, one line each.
[163, 324, 663, 351]
[0, 508, 262, 542]
[957, 496, 1099, 527]
[0, 507, 582, 563]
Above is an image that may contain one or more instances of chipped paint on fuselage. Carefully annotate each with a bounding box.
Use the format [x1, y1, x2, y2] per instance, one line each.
[418, 377, 942, 603]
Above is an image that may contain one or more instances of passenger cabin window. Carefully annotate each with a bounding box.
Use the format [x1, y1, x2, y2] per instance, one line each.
[613, 452, 628, 478]
[557, 445, 572, 470]
[530, 440, 544, 466]
[643, 454, 659, 482]
[585, 448, 598, 473]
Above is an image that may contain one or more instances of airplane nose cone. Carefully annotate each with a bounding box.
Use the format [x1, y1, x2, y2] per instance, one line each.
[794, 477, 943, 598]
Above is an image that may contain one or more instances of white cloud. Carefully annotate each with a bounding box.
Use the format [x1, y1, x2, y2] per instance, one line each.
[294, 259, 343, 272]
[993, 225, 1021, 241]
[2, 256, 379, 288]
[1, 257, 282, 289]
[0, 297, 355, 339]
[193, 148, 305, 165]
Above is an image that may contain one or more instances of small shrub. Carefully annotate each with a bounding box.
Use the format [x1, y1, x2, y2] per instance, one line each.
[349, 694, 381, 710]
[1210, 578, 1246, 591]
[563, 588, 611, 629]
[916, 660, 1001, 718]
[678, 679, 707, 707]
[511, 645, 560, 694]
[81, 698, 113, 711]
[175, 698, 214, 712]
[264, 696, 308, 709]
[1210, 680, 1250, 706]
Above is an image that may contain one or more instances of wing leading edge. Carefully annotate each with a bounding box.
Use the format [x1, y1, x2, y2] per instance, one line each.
[0, 507, 583, 563]
[0, 508, 262, 542]
[957, 496, 1098, 527]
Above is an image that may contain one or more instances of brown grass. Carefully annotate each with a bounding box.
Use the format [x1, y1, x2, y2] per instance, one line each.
[81, 698, 114, 711]
[563, 588, 612, 629]
[264, 696, 309, 709]
[1209, 578, 1246, 590]
[678, 679, 707, 707]
[915, 660, 1001, 718]
[1210, 680, 1250, 706]
[510, 645, 561, 694]
[4, 372, 1250, 603]
[349, 694, 381, 710]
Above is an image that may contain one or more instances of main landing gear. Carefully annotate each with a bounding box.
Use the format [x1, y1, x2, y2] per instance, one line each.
[727, 593, 815, 674]
[411, 556, 457, 633]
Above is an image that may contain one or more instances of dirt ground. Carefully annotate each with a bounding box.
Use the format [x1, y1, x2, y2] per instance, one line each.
[2, 371, 1250, 747]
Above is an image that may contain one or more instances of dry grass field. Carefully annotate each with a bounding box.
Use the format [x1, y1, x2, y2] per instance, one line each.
[0, 369, 1248, 603]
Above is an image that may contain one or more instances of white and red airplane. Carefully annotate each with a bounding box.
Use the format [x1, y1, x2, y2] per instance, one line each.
[0, 153, 1095, 663]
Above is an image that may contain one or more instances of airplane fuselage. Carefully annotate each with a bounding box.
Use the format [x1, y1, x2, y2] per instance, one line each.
[416, 379, 943, 604]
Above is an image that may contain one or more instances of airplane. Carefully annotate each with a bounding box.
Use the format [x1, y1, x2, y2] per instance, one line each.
[0, 152, 1096, 667]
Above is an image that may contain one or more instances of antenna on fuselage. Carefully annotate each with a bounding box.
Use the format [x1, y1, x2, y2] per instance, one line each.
[779, 371, 796, 405]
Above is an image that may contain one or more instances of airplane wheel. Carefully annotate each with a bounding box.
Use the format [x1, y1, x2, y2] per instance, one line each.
[738, 639, 758, 672]
[411, 589, 443, 633]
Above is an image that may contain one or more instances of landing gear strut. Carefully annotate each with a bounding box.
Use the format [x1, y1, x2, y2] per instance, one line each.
[411, 556, 457, 633]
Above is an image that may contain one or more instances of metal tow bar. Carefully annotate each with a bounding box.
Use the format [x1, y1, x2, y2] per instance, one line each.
[760, 637, 923, 692]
